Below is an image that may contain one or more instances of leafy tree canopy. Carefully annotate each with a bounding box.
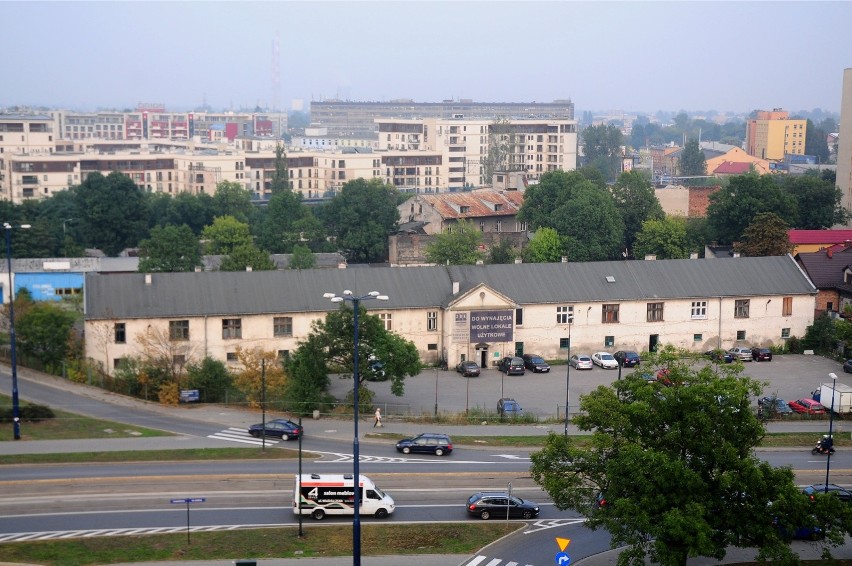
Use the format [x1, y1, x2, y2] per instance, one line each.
[15, 301, 77, 368]
[706, 174, 798, 245]
[138, 224, 201, 272]
[486, 239, 518, 265]
[256, 189, 313, 253]
[679, 138, 707, 176]
[289, 244, 316, 269]
[734, 212, 793, 257]
[610, 170, 664, 253]
[308, 304, 421, 397]
[425, 220, 484, 265]
[582, 124, 623, 161]
[73, 171, 149, 256]
[518, 170, 625, 261]
[530, 346, 852, 565]
[782, 173, 848, 229]
[524, 227, 565, 263]
[633, 216, 691, 260]
[213, 181, 255, 224]
[321, 178, 400, 263]
[219, 242, 275, 272]
[201, 216, 253, 255]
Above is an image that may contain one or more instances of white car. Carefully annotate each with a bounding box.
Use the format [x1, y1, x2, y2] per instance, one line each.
[569, 354, 593, 370]
[591, 352, 619, 369]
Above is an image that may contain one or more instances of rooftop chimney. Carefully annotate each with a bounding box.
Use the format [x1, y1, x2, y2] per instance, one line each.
[827, 248, 834, 258]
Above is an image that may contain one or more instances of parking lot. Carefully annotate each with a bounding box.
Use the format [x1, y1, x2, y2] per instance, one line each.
[329, 353, 852, 419]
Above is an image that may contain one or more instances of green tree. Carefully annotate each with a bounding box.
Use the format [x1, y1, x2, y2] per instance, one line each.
[530, 348, 852, 565]
[633, 216, 691, 260]
[15, 302, 77, 368]
[524, 227, 564, 263]
[425, 220, 484, 265]
[185, 357, 233, 403]
[256, 189, 313, 253]
[782, 173, 848, 229]
[706, 174, 798, 245]
[201, 216, 253, 255]
[804, 119, 830, 164]
[518, 170, 625, 261]
[137, 224, 201, 272]
[486, 239, 518, 264]
[289, 244, 316, 269]
[679, 138, 707, 176]
[283, 335, 332, 412]
[219, 243, 275, 271]
[309, 304, 421, 397]
[147, 191, 218, 235]
[271, 143, 290, 193]
[610, 170, 664, 253]
[581, 124, 623, 182]
[734, 212, 793, 257]
[213, 181, 254, 224]
[321, 178, 400, 263]
[73, 171, 149, 256]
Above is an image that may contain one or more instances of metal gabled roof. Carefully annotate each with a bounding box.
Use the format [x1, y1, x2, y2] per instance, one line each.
[85, 255, 815, 321]
[446, 255, 815, 305]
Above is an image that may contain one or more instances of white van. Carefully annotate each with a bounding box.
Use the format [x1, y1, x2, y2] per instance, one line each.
[294, 473, 395, 520]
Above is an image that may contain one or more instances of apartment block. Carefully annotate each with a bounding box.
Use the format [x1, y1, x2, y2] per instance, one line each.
[838, 68, 852, 222]
[745, 109, 807, 161]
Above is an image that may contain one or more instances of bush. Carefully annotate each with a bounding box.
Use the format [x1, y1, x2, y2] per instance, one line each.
[0, 403, 54, 422]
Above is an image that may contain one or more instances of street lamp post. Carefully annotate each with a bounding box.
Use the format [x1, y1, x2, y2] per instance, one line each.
[323, 289, 388, 566]
[825, 372, 838, 493]
[564, 319, 572, 436]
[4, 223, 30, 441]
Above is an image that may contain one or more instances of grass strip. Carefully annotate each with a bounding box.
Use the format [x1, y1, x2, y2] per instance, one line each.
[0, 523, 519, 566]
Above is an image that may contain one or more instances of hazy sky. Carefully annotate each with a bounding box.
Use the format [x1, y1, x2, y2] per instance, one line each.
[3, 1, 850, 115]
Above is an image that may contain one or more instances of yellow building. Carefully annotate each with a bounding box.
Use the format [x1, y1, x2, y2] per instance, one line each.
[746, 109, 807, 161]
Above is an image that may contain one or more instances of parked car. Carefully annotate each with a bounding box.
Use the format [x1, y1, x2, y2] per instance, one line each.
[728, 346, 753, 361]
[751, 347, 773, 362]
[705, 349, 734, 363]
[591, 352, 619, 369]
[248, 419, 303, 440]
[363, 357, 388, 381]
[788, 398, 826, 415]
[803, 484, 852, 503]
[497, 356, 526, 375]
[521, 354, 551, 373]
[613, 351, 641, 368]
[569, 354, 593, 370]
[497, 397, 523, 418]
[466, 491, 540, 520]
[455, 361, 481, 377]
[395, 433, 453, 456]
[844, 359, 852, 373]
[758, 396, 793, 416]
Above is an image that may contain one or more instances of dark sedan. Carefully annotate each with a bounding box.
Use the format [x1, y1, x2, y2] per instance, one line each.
[248, 419, 303, 440]
[613, 350, 641, 367]
[455, 361, 481, 377]
[521, 354, 551, 373]
[466, 491, 540, 520]
[844, 359, 852, 373]
[705, 349, 734, 363]
[751, 347, 773, 362]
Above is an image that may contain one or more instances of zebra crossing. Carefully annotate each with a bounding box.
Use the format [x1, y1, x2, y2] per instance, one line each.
[207, 427, 281, 446]
[462, 556, 535, 566]
[0, 524, 256, 543]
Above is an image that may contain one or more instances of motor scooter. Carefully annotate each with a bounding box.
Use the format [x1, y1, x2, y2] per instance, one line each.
[811, 435, 835, 455]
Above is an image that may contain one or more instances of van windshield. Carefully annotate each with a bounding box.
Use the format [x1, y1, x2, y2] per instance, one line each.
[373, 486, 387, 499]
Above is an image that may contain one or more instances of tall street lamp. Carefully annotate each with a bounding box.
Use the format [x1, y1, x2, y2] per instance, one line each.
[4, 222, 30, 441]
[564, 318, 572, 436]
[825, 372, 838, 493]
[323, 289, 388, 566]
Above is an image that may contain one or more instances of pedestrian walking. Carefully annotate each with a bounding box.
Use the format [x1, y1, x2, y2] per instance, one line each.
[374, 407, 383, 428]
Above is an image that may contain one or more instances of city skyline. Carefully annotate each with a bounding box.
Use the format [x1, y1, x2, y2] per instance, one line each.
[2, 1, 850, 116]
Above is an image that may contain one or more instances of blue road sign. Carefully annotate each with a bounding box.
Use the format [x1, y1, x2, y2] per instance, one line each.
[555, 551, 570, 566]
[170, 498, 206, 504]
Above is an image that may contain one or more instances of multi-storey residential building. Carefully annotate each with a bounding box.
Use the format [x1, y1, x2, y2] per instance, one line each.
[310, 99, 575, 139]
[376, 117, 578, 191]
[838, 68, 852, 222]
[745, 109, 807, 161]
[0, 114, 66, 201]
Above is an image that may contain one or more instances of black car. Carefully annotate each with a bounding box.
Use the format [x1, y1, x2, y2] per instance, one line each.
[758, 396, 793, 416]
[844, 359, 852, 373]
[363, 357, 388, 381]
[466, 491, 540, 520]
[455, 361, 481, 377]
[248, 419, 303, 440]
[521, 354, 551, 373]
[751, 347, 773, 362]
[497, 356, 526, 375]
[803, 484, 852, 502]
[395, 433, 453, 456]
[613, 350, 641, 368]
[705, 349, 734, 363]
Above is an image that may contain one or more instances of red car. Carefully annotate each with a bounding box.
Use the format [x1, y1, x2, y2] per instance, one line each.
[788, 398, 826, 415]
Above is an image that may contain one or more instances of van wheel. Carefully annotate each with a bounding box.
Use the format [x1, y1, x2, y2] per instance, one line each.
[375, 508, 388, 519]
[402, 447, 411, 454]
[480, 510, 491, 520]
[435, 448, 444, 456]
[311, 509, 325, 520]
[522, 510, 533, 519]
